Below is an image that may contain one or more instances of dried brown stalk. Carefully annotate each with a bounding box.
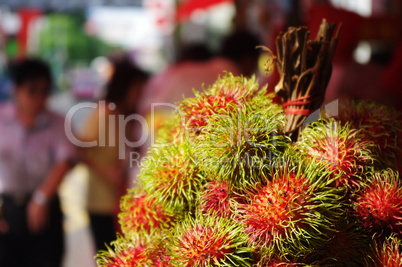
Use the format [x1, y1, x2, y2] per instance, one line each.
[262, 19, 342, 141]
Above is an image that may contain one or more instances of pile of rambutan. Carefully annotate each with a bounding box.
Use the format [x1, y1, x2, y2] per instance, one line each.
[96, 31, 402, 267]
[96, 71, 402, 266]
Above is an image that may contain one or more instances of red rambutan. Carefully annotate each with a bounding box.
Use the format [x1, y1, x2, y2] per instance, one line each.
[353, 169, 402, 237]
[199, 180, 236, 218]
[296, 119, 375, 189]
[338, 99, 402, 170]
[179, 73, 264, 135]
[373, 235, 402, 267]
[118, 189, 175, 239]
[169, 213, 254, 266]
[96, 236, 148, 267]
[239, 160, 343, 256]
[244, 172, 309, 245]
[146, 241, 172, 267]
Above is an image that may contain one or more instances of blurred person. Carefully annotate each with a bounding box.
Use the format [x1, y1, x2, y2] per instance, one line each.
[78, 58, 148, 252]
[381, 40, 402, 108]
[220, 30, 262, 77]
[0, 58, 76, 267]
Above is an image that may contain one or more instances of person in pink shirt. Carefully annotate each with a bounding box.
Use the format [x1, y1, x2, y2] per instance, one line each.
[0, 58, 76, 267]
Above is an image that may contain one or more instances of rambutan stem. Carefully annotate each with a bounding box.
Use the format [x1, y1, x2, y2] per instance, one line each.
[272, 19, 342, 141]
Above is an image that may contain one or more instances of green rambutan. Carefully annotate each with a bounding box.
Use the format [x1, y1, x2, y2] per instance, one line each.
[195, 104, 289, 189]
[296, 119, 375, 189]
[338, 99, 402, 169]
[179, 73, 264, 135]
[353, 169, 402, 238]
[169, 213, 254, 266]
[372, 234, 402, 267]
[118, 189, 175, 239]
[139, 140, 205, 213]
[153, 113, 185, 146]
[238, 160, 343, 256]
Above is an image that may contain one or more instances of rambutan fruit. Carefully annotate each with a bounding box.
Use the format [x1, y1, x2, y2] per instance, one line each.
[238, 160, 343, 257]
[195, 105, 289, 189]
[338, 99, 402, 170]
[199, 180, 238, 218]
[353, 169, 402, 238]
[256, 258, 315, 267]
[179, 73, 265, 135]
[139, 140, 205, 213]
[153, 113, 185, 146]
[96, 236, 148, 267]
[146, 239, 172, 267]
[97, 235, 173, 267]
[118, 189, 175, 239]
[169, 213, 254, 266]
[295, 119, 375, 190]
[372, 234, 402, 267]
[255, 252, 320, 267]
[314, 217, 373, 267]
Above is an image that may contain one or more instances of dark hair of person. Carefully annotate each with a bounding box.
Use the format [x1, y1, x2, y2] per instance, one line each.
[177, 43, 213, 63]
[104, 59, 149, 104]
[220, 30, 261, 64]
[9, 58, 52, 89]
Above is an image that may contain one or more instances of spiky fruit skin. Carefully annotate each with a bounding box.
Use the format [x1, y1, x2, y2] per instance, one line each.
[139, 140, 204, 213]
[179, 73, 264, 135]
[255, 255, 319, 267]
[169, 213, 254, 266]
[353, 169, 402, 237]
[296, 119, 375, 190]
[373, 235, 402, 267]
[97, 66, 402, 267]
[338, 99, 402, 169]
[257, 261, 314, 267]
[239, 160, 343, 257]
[195, 104, 289, 189]
[256, 259, 297, 267]
[182, 94, 239, 132]
[96, 236, 148, 267]
[312, 216, 373, 267]
[118, 189, 175, 239]
[244, 172, 308, 245]
[146, 242, 172, 267]
[199, 181, 236, 218]
[154, 114, 185, 146]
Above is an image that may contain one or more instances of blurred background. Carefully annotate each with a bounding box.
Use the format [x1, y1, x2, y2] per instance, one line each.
[0, 0, 401, 266]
